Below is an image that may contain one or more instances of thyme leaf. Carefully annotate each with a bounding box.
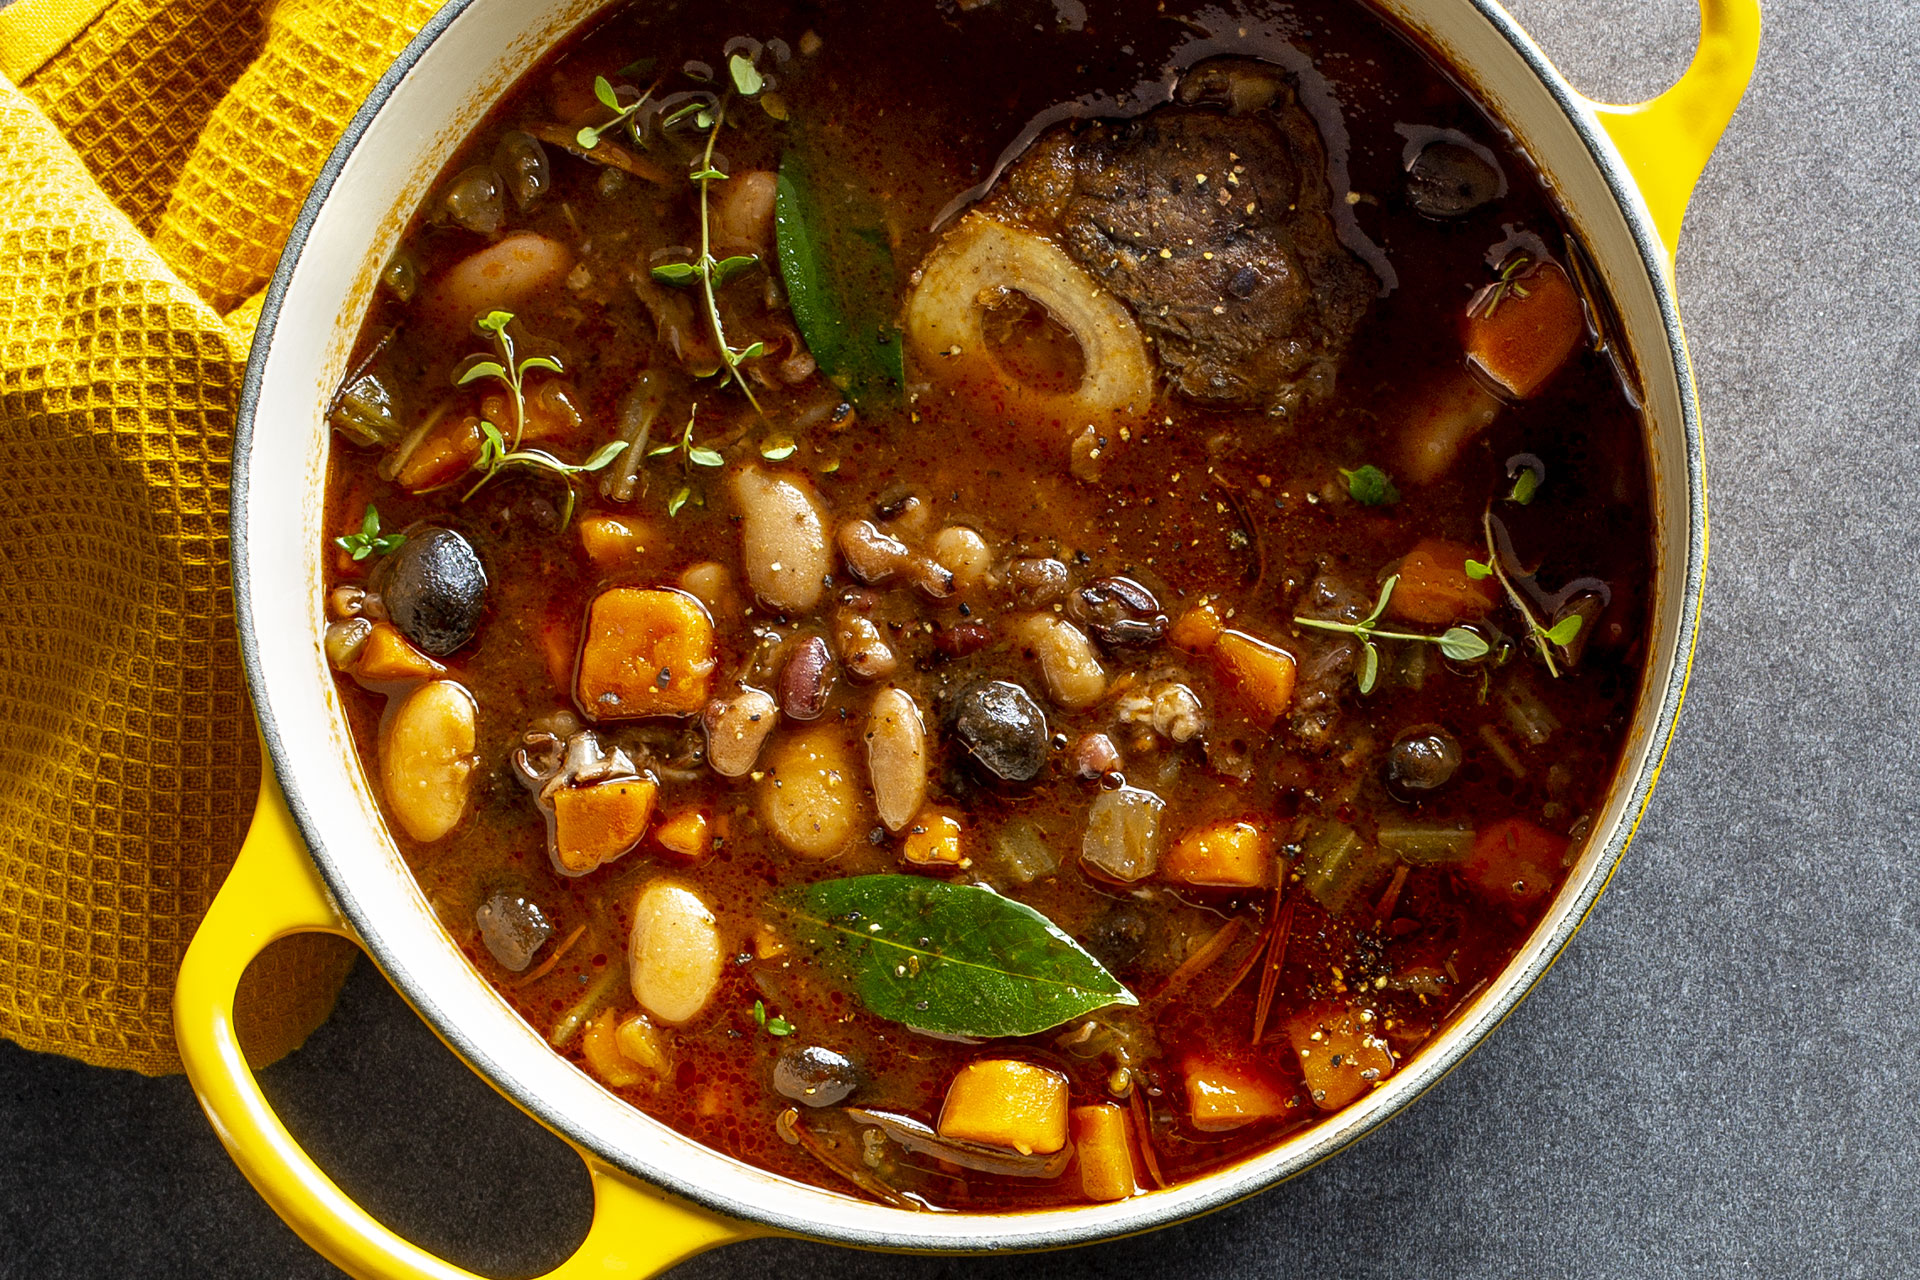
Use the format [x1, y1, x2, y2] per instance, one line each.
[1292, 574, 1492, 694]
[334, 504, 405, 561]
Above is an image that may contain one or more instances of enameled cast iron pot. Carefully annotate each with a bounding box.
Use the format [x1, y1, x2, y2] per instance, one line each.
[174, 2, 1760, 1274]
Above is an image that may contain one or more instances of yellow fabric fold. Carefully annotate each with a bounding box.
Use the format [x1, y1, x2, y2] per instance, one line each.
[0, 0, 436, 1075]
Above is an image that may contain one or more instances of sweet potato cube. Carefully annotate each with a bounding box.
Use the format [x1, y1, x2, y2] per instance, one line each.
[938, 1059, 1068, 1155]
[1286, 1003, 1395, 1111]
[1465, 260, 1585, 400]
[1183, 1054, 1292, 1131]
[576, 587, 716, 718]
[1389, 538, 1497, 626]
[1463, 817, 1569, 906]
[1396, 369, 1503, 486]
[395, 413, 484, 492]
[1165, 819, 1273, 889]
[1169, 598, 1224, 652]
[354, 621, 445, 683]
[1072, 1104, 1137, 1202]
[552, 777, 657, 874]
[577, 514, 655, 573]
[652, 808, 712, 862]
[901, 806, 967, 869]
[1214, 630, 1296, 721]
[582, 1008, 646, 1088]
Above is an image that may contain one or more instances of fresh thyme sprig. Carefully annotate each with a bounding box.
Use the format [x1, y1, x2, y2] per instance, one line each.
[456, 310, 560, 450]
[574, 75, 658, 151]
[1293, 575, 1491, 694]
[645, 403, 726, 517]
[1470, 252, 1534, 319]
[752, 998, 795, 1037]
[334, 504, 405, 561]
[1464, 509, 1582, 676]
[648, 52, 772, 413]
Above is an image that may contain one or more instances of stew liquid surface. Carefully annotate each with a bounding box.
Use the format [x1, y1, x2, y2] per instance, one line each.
[321, 0, 1652, 1211]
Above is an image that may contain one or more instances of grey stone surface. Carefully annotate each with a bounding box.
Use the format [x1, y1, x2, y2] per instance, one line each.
[5, 0, 1918, 1275]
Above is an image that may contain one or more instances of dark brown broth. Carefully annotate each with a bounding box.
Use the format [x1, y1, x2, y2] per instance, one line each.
[324, 0, 1651, 1211]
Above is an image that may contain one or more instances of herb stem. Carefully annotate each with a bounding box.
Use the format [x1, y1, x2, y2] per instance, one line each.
[697, 97, 763, 414]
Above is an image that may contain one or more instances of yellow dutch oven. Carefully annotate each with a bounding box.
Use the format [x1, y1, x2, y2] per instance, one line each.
[174, 1, 1761, 1275]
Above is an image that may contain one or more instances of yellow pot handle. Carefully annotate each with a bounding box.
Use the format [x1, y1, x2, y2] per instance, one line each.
[1581, 0, 1761, 266]
[174, 766, 756, 1279]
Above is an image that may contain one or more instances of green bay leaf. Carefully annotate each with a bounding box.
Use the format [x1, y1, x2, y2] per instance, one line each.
[782, 875, 1134, 1038]
[773, 149, 905, 404]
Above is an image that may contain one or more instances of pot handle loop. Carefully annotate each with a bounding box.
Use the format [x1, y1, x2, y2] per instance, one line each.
[174, 766, 752, 1279]
[1582, 0, 1761, 266]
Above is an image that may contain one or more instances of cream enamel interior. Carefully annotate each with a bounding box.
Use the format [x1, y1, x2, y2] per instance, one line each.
[234, 0, 1700, 1252]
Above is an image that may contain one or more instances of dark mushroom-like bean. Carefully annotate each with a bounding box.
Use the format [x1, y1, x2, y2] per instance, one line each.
[1406, 139, 1504, 219]
[772, 1044, 864, 1107]
[950, 680, 1049, 784]
[1384, 725, 1462, 798]
[933, 621, 994, 659]
[1081, 901, 1151, 975]
[492, 130, 552, 211]
[778, 634, 836, 721]
[1069, 575, 1168, 648]
[475, 890, 553, 972]
[1004, 557, 1069, 608]
[380, 526, 488, 656]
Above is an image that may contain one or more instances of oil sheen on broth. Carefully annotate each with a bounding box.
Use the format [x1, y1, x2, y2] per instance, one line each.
[321, 0, 1651, 1211]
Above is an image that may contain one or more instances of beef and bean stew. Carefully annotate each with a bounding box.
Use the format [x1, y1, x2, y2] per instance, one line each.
[322, 0, 1651, 1211]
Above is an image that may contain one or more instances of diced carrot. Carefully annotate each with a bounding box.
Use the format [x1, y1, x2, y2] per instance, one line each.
[582, 1008, 646, 1088]
[1395, 368, 1503, 485]
[483, 378, 582, 445]
[552, 777, 657, 874]
[352, 621, 444, 683]
[395, 413, 484, 492]
[1389, 538, 1497, 625]
[1213, 630, 1296, 721]
[1164, 819, 1273, 889]
[613, 1011, 672, 1079]
[577, 513, 656, 573]
[1462, 817, 1569, 906]
[575, 587, 716, 718]
[1465, 259, 1586, 400]
[1183, 1054, 1292, 1131]
[751, 922, 787, 960]
[1071, 1104, 1137, 1202]
[901, 806, 967, 869]
[1285, 1003, 1395, 1111]
[652, 808, 712, 862]
[1169, 598, 1224, 652]
[938, 1059, 1068, 1155]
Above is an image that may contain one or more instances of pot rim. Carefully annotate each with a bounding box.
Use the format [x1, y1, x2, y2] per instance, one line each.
[231, 0, 1705, 1253]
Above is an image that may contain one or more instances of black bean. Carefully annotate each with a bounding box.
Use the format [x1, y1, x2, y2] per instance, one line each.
[380, 527, 487, 656]
[772, 1044, 863, 1107]
[950, 680, 1049, 784]
[1069, 575, 1168, 649]
[1385, 725, 1462, 798]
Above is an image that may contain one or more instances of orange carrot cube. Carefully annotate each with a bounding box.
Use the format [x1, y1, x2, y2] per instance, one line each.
[1072, 1104, 1137, 1202]
[1214, 630, 1296, 721]
[652, 808, 712, 862]
[1389, 538, 1497, 625]
[353, 621, 444, 684]
[1183, 1054, 1292, 1131]
[1285, 1003, 1395, 1111]
[577, 514, 656, 573]
[1165, 819, 1273, 889]
[901, 806, 967, 868]
[395, 413, 483, 492]
[1465, 259, 1586, 400]
[938, 1059, 1068, 1154]
[1169, 598, 1224, 652]
[552, 776, 657, 874]
[1463, 817, 1569, 906]
[575, 587, 716, 718]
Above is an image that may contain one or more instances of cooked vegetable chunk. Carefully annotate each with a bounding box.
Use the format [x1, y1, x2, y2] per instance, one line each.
[1465, 258, 1585, 399]
[901, 806, 966, 868]
[1389, 539, 1497, 625]
[1184, 1055, 1292, 1131]
[1072, 1104, 1137, 1201]
[1463, 817, 1569, 905]
[1285, 1004, 1395, 1111]
[1165, 819, 1273, 889]
[575, 587, 716, 718]
[552, 777, 657, 874]
[652, 808, 712, 862]
[938, 1059, 1069, 1155]
[1213, 630, 1297, 721]
[353, 620, 445, 683]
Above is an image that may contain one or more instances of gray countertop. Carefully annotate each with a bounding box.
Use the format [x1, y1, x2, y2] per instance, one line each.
[5, 0, 1916, 1275]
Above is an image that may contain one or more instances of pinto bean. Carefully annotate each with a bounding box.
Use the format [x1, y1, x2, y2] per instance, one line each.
[778, 634, 836, 720]
[379, 680, 478, 842]
[701, 687, 778, 777]
[865, 687, 928, 833]
[831, 605, 898, 682]
[628, 880, 724, 1025]
[1005, 557, 1069, 608]
[1010, 614, 1108, 708]
[730, 466, 831, 614]
[837, 519, 954, 597]
[758, 726, 864, 858]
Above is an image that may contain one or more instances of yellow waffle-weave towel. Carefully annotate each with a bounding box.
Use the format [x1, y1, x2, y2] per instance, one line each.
[0, 0, 439, 1075]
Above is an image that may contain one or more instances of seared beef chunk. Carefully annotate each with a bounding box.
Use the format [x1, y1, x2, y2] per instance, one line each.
[989, 59, 1373, 416]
